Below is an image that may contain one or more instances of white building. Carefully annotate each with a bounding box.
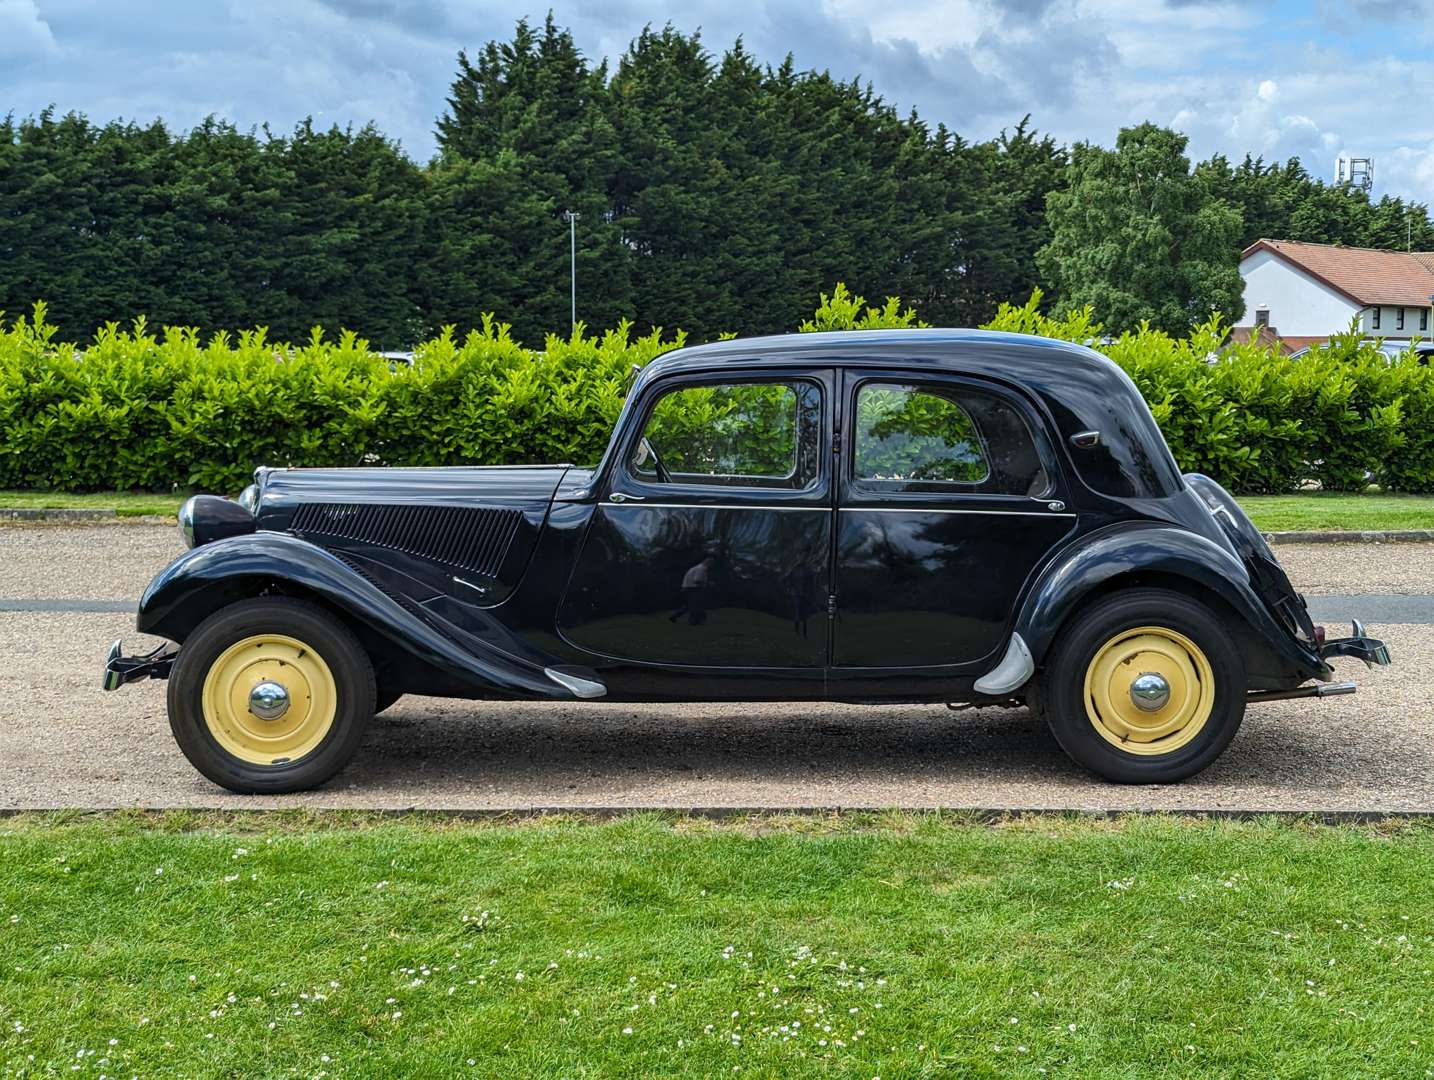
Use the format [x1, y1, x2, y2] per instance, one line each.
[1237, 239, 1434, 353]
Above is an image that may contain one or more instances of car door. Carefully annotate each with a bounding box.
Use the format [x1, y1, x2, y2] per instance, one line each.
[832, 369, 1076, 672]
[557, 369, 833, 676]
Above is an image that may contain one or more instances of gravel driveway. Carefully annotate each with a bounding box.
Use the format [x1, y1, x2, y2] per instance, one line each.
[0, 524, 1427, 812]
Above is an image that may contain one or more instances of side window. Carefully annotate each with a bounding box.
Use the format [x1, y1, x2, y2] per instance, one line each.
[631, 380, 821, 489]
[852, 381, 1049, 496]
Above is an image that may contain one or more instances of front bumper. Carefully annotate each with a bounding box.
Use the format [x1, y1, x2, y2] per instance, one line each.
[1318, 618, 1391, 669]
[102, 639, 179, 691]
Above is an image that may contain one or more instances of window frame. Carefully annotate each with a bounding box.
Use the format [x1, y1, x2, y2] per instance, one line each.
[1372, 306, 1382, 330]
[849, 382, 995, 491]
[1422, 308, 1429, 332]
[615, 369, 829, 500]
[841, 370, 1062, 507]
[1397, 306, 1406, 331]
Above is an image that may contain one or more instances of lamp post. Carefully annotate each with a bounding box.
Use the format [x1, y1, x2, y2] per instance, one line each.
[561, 210, 580, 335]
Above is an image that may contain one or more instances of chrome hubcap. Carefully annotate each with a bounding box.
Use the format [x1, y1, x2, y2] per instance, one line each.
[1129, 672, 1171, 712]
[248, 680, 291, 721]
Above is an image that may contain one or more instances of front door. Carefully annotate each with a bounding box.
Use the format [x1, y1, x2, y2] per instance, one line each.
[558, 370, 833, 675]
[832, 370, 1075, 671]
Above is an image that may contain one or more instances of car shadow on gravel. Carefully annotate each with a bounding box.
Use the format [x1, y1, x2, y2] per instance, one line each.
[325, 698, 1420, 800]
[345, 701, 1080, 791]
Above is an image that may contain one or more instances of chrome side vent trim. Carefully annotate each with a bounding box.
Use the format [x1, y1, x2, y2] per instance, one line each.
[290, 503, 522, 579]
[544, 667, 607, 699]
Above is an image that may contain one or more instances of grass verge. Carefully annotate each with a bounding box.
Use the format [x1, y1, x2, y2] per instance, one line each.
[0, 490, 186, 518]
[1239, 492, 1434, 532]
[1, 813, 1430, 1077]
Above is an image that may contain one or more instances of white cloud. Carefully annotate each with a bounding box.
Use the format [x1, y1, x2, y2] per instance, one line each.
[0, 0, 55, 58]
[3, 0, 1434, 204]
[1375, 142, 1434, 204]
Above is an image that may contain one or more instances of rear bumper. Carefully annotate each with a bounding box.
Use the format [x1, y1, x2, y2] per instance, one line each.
[1317, 618, 1391, 669]
[1245, 620, 1389, 703]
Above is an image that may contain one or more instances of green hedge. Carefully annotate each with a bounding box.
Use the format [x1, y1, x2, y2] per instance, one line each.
[1, 288, 1431, 495]
[983, 292, 1426, 494]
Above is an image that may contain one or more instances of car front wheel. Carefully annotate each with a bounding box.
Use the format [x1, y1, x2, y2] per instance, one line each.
[167, 597, 375, 794]
[1040, 588, 1246, 783]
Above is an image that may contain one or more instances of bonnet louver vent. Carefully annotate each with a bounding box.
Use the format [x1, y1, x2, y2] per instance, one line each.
[289, 503, 522, 579]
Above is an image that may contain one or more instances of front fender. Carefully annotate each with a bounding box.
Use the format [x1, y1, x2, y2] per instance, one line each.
[1014, 523, 1328, 680]
[138, 531, 580, 699]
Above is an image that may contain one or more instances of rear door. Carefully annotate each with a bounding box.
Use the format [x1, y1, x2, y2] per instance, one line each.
[832, 369, 1075, 672]
[558, 369, 833, 675]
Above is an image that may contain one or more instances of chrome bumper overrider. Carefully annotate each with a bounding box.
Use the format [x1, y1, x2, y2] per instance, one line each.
[1318, 618, 1392, 669]
[102, 639, 179, 692]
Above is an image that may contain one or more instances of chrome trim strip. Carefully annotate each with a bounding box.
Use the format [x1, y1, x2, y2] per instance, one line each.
[600, 502, 828, 511]
[178, 495, 198, 548]
[973, 633, 1034, 695]
[843, 507, 1076, 517]
[599, 502, 1075, 516]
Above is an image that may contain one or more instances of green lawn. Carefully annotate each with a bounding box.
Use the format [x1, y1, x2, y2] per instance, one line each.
[1, 489, 1433, 532]
[1, 813, 1430, 1077]
[1239, 493, 1434, 533]
[0, 490, 186, 517]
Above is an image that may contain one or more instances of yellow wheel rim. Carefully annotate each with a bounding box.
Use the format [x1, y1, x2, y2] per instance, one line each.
[1083, 626, 1214, 756]
[201, 634, 337, 766]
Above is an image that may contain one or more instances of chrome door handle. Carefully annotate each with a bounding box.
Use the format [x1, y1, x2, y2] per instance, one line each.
[609, 492, 644, 503]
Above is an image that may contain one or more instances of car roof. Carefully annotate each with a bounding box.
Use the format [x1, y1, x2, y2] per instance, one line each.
[638, 328, 1099, 380]
[622, 328, 1185, 500]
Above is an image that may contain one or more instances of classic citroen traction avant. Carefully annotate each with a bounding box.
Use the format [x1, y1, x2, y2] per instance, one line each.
[105, 329, 1390, 793]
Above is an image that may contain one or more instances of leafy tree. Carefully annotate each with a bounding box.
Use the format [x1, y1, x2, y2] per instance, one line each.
[959, 118, 1067, 319]
[1197, 153, 1434, 252]
[1039, 123, 1244, 333]
[434, 14, 630, 340]
[423, 150, 561, 337]
[267, 121, 426, 346]
[24, 14, 1434, 348]
[0, 112, 426, 346]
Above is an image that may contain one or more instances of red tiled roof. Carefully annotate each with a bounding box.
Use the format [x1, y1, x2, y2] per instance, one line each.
[1228, 325, 1296, 353]
[1242, 239, 1434, 307]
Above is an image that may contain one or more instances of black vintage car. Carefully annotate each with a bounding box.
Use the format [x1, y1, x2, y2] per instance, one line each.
[105, 329, 1390, 793]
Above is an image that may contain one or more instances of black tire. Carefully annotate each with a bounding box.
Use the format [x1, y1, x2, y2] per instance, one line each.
[167, 597, 375, 794]
[1040, 588, 1246, 783]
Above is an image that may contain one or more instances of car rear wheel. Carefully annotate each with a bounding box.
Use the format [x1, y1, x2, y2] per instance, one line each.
[167, 598, 375, 794]
[1040, 588, 1246, 783]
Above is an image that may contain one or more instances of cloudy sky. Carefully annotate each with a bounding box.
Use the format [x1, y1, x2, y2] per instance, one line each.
[4, 0, 1431, 202]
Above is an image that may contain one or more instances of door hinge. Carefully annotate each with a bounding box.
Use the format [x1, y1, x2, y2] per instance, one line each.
[827, 594, 838, 617]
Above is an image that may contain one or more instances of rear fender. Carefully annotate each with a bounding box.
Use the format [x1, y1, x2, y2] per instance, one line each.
[1014, 523, 1328, 680]
[138, 531, 584, 699]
